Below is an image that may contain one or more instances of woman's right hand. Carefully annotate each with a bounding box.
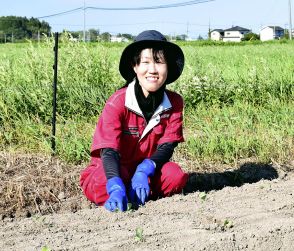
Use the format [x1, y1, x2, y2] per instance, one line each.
[105, 177, 128, 212]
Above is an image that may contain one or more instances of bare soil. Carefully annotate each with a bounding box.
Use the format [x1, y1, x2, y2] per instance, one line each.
[1, 152, 294, 251]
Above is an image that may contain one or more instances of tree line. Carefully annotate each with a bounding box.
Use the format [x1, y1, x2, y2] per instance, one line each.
[4, 15, 282, 43]
[64, 30, 190, 42]
[0, 16, 51, 42]
[0, 15, 196, 43]
[67, 29, 134, 42]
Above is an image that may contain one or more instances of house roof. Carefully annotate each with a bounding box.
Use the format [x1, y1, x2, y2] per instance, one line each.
[211, 29, 224, 32]
[261, 26, 284, 31]
[224, 26, 250, 32]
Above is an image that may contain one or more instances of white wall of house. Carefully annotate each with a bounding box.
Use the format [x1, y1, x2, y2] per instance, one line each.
[260, 27, 274, 41]
[223, 30, 249, 42]
[224, 31, 241, 42]
[211, 31, 222, 41]
[260, 27, 284, 41]
[110, 36, 123, 42]
[110, 36, 129, 42]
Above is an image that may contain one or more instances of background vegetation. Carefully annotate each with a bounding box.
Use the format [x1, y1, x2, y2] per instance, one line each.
[0, 16, 51, 42]
[0, 35, 293, 165]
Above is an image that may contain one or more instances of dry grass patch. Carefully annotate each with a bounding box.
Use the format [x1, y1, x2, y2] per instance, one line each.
[0, 152, 91, 219]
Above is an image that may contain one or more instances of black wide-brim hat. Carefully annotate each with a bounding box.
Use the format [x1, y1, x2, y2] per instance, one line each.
[119, 30, 185, 84]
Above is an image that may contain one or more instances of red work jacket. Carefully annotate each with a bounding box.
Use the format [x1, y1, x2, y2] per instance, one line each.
[91, 80, 184, 175]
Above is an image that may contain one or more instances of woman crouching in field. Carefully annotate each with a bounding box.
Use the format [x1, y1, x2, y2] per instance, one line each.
[80, 30, 193, 212]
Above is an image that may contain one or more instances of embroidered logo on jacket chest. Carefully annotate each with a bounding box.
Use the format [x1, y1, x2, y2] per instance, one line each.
[160, 114, 170, 119]
[123, 127, 140, 137]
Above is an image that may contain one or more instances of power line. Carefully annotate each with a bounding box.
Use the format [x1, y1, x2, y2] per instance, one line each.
[87, 0, 214, 11]
[37, 7, 83, 19]
[50, 21, 213, 27]
[37, 0, 214, 19]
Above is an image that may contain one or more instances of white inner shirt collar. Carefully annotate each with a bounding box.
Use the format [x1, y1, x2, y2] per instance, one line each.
[125, 79, 172, 117]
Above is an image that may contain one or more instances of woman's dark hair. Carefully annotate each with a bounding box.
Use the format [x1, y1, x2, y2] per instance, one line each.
[131, 46, 168, 66]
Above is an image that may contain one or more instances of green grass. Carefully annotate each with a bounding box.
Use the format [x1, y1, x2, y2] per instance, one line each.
[184, 100, 294, 163]
[0, 36, 293, 165]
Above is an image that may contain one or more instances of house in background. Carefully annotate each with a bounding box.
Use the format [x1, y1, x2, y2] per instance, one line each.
[110, 35, 129, 42]
[260, 26, 284, 41]
[222, 26, 251, 42]
[210, 29, 224, 41]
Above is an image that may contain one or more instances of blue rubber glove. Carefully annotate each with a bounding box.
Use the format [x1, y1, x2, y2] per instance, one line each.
[130, 159, 155, 205]
[104, 177, 128, 212]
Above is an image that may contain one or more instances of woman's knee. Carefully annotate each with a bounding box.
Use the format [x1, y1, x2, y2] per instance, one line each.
[151, 162, 188, 197]
[80, 164, 108, 205]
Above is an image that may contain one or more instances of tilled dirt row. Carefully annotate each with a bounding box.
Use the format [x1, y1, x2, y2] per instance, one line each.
[1, 152, 294, 250]
[1, 172, 294, 250]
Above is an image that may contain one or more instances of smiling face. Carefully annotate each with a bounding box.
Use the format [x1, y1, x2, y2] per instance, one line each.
[133, 48, 168, 97]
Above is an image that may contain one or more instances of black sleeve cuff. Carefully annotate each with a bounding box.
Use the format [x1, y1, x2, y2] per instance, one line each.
[101, 148, 120, 179]
[150, 142, 178, 169]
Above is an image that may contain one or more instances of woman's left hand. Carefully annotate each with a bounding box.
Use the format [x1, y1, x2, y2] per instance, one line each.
[130, 159, 155, 205]
[130, 171, 149, 205]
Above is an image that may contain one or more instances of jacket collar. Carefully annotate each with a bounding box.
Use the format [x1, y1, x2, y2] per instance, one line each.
[125, 79, 172, 118]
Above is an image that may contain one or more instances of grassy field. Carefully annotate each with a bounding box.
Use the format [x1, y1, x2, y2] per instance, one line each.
[0, 36, 293, 165]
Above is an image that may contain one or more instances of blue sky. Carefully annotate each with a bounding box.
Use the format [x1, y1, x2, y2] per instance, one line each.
[1, 0, 292, 38]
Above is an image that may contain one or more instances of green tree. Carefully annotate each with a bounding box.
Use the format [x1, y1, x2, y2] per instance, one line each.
[0, 16, 51, 42]
[176, 34, 187, 41]
[243, 32, 260, 41]
[119, 33, 134, 40]
[68, 30, 83, 40]
[282, 30, 289, 40]
[100, 32, 111, 42]
[89, 29, 99, 42]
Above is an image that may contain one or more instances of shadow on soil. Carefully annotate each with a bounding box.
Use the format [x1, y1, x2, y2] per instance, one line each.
[183, 162, 279, 194]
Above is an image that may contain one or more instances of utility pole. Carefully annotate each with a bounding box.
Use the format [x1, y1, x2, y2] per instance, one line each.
[186, 22, 189, 40]
[83, 0, 86, 42]
[289, 0, 293, 40]
[208, 19, 211, 39]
